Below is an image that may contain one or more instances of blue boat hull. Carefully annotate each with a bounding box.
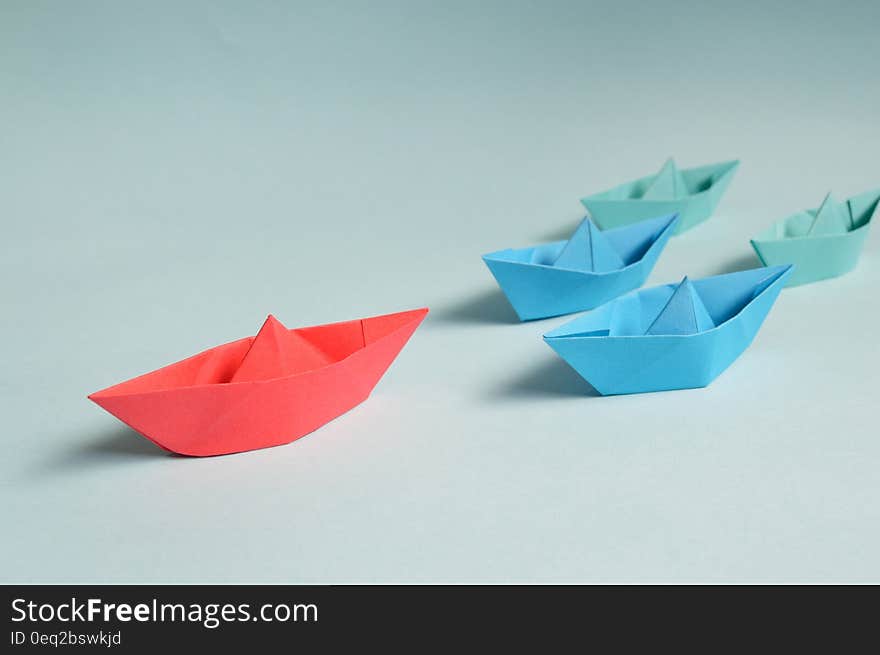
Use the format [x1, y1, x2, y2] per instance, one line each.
[543, 265, 793, 394]
[483, 214, 677, 321]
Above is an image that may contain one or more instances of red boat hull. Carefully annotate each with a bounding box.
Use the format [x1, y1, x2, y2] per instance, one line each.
[89, 308, 428, 456]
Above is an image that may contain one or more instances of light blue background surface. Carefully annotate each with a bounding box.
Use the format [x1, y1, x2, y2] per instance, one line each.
[2, 0, 879, 582]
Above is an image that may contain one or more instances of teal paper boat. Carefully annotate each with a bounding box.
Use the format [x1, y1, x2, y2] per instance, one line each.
[544, 265, 793, 395]
[750, 188, 878, 287]
[483, 213, 678, 321]
[580, 158, 739, 234]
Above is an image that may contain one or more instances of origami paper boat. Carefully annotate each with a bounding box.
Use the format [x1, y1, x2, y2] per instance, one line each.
[751, 188, 878, 287]
[580, 158, 739, 234]
[482, 213, 678, 321]
[544, 265, 792, 395]
[89, 308, 428, 456]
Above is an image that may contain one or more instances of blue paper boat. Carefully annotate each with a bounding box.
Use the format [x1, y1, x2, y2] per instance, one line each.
[482, 213, 679, 321]
[580, 159, 739, 234]
[544, 265, 793, 395]
[751, 188, 878, 287]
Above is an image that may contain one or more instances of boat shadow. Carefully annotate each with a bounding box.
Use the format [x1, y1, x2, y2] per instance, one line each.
[489, 356, 600, 400]
[82, 425, 174, 459]
[32, 425, 175, 480]
[709, 250, 763, 275]
[431, 287, 520, 325]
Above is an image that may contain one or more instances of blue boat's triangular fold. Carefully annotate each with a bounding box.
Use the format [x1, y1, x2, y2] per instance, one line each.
[809, 192, 850, 236]
[641, 158, 688, 200]
[602, 213, 679, 264]
[552, 217, 624, 272]
[644, 276, 715, 336]
[692, 265, 792, 326]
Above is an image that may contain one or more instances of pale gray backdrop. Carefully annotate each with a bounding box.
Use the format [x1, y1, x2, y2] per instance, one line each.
[2, 0, 878, 583]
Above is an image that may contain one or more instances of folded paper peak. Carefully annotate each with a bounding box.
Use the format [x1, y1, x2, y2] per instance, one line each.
[229, 315, 327, 383]
[229, 311, 424, 383]
[809, 192, 854, 236]
[610, 276, 715, 336]
[641, 158, 690, 200]
[553, 217, 625, 272]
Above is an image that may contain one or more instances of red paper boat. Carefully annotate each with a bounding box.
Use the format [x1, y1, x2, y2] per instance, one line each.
[89, 308, 429, 456]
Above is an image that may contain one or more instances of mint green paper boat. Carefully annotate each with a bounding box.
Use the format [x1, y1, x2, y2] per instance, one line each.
[750, 188, 878, 287]
[580, 158, 739, 234]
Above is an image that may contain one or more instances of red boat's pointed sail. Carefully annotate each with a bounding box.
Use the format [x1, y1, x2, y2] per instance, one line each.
[230, 315, 335, 383]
